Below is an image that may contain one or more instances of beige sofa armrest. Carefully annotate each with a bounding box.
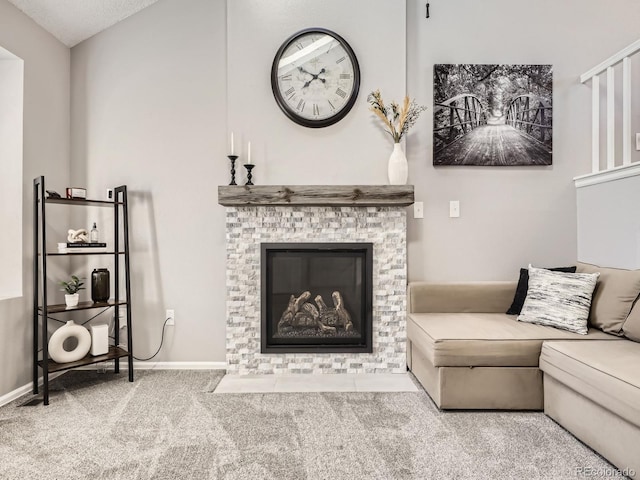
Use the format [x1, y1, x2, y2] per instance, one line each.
[408, 282, 518, 313]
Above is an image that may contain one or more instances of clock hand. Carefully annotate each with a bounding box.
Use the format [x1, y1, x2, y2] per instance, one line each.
[302, 68, 327, 88]
[298, 66, 314, 77]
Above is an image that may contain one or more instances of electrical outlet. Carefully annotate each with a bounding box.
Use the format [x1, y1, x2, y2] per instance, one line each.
[166, 309, 175, 326]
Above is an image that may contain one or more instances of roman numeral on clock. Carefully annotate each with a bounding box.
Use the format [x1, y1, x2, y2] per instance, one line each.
[336, 56, 346, 64]
[328, 100, 336, 111]
[284, 87, 295, 99]
[313, 104, 320, 116]
[336, 88, 347, 99]
[339, 73, 351, 80]
[280, 74, 292, 81]
[296, 99, 305, 112]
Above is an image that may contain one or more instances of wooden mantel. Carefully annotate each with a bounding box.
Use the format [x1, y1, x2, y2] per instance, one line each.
[218, 185, 414, 207]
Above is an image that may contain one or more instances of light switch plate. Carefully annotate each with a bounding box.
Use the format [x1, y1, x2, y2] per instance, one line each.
[449, 200, 460, 218]
[414, 202, 424, 219]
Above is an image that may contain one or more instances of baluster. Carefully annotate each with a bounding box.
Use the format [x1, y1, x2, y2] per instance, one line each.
[449, 106, 454, 143]
[464, 97, 469, 132]
[591, 75, 600, 173]
[622, 57, 631, 166]
[606, 66, 615, 170]
[540, 103, 545, 143]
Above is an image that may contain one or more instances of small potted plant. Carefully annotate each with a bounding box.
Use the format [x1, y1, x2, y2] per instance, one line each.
[60, 275, 85, 307]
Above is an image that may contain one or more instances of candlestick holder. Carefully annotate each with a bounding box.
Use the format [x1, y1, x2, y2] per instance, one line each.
[227, 155, 238, 185]
[244, 164, 255, 186]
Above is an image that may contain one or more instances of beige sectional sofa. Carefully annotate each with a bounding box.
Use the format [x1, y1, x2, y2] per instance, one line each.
[406, 263, 640, 477]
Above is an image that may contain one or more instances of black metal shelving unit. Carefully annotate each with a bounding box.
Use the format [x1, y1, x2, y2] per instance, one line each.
[33, 176, 133, 405]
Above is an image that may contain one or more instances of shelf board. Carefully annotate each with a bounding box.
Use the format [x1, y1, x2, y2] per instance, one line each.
[39, 346, 130, 373]
[47, 251, 125, 256]
[40, 299, 128, 314]
[218, 185, 415, 207]
[44, 197, 123, 207]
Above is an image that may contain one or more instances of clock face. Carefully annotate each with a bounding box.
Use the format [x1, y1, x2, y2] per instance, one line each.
[271, 28, 360, 128]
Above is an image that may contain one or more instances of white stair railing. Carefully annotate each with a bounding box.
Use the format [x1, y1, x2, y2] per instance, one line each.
[580, 38, 640, 174]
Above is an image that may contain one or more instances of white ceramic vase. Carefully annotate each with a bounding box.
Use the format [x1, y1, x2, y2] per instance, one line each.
[48, 320, 91, 363]
[388, 143, 408, 185]
[65, 293, 79, 308]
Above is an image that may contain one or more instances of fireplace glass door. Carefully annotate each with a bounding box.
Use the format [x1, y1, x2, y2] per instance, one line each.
[261, 243, 373, 353]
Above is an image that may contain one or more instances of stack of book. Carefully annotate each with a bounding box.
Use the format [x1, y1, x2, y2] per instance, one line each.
[66, 242, 107, 253]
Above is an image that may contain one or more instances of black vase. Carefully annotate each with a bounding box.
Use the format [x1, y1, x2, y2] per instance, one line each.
[91, 268, 110, 303]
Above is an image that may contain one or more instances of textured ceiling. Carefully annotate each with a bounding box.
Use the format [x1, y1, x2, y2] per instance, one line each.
[7, 0, 160, 47]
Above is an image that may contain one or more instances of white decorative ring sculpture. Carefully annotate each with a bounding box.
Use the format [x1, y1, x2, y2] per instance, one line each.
[48, 320, 91, 363]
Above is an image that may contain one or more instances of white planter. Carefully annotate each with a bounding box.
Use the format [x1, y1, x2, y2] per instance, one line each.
[388, 143, 408, 185]
[48, 320, 91, 363]
[65, 293, 79, 308]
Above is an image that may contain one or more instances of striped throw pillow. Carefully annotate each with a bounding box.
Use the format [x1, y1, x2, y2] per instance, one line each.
[517, 266, 599, 335]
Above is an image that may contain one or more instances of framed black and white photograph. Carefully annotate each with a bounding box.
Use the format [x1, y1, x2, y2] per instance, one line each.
[433, 64, 553, 166]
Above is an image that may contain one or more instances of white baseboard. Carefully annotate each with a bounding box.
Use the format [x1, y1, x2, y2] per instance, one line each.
[74, 361, 227, 371]
[0, 363, 226, 408]
[126, 361, 227, 370]
[0, 372, 64, 408]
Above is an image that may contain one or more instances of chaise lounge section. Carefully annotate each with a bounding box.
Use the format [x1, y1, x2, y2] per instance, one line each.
[540, 340, 640, 476]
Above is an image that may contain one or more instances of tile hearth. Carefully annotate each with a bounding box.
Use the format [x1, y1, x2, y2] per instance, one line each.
[214, 373, 419, 393]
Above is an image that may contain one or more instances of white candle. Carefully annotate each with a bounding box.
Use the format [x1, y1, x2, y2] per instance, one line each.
[230, 132, 234, 155]
[247, 141, 252, 164]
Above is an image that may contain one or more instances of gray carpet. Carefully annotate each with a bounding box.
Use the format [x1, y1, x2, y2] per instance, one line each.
[0, 370, 623, 479]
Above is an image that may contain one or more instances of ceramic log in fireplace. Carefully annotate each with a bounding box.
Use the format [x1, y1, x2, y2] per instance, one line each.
[261, 243, 373, 353]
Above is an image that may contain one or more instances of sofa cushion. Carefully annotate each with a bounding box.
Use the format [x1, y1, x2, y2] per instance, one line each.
[518, 267, 599, 335]
[623, 301, 640, 342]
[540, 340, 640, 428]
[506, 266, 577, 315]
[577, 262, 640, 335]
[408, 282, 517, 314]
[407, 312, 617, 368]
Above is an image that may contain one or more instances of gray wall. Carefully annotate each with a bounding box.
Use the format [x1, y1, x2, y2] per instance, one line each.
[227, 0, 406, 184]
[0, 0, 70, 397]
[577, 175, 640, 269]
[70, 0, 227, 362]
[406, 0, 640, 281]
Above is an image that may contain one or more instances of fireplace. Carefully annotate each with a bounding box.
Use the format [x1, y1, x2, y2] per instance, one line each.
[220, 187, 412, 374]
[261, 243, 373, 354]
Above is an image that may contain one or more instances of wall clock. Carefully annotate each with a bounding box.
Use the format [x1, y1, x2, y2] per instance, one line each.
[271, 28, 361, 128]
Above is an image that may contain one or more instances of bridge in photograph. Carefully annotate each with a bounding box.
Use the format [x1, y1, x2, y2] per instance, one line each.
[433, 93, 552, 166]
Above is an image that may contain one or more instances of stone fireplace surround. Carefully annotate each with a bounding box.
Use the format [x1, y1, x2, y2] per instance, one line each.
[219, 185, 414, 375]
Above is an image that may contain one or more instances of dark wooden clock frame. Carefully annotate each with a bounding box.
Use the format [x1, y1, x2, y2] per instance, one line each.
[270, 27, 361, 128]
